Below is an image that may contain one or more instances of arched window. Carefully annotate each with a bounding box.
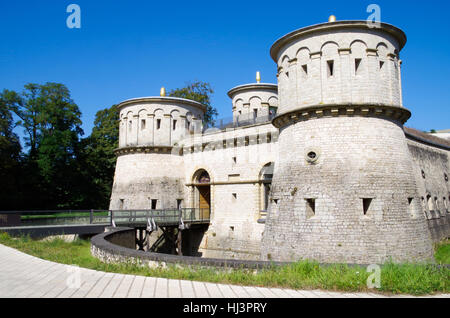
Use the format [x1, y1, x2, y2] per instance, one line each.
[426, 194, 433, 211]
[196, 170, 210, 184]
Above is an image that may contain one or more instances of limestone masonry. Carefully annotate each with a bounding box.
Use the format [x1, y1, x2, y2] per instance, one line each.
[110, 18, 450, 264]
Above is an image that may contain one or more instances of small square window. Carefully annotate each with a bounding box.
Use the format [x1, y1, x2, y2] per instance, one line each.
[363, 198, 372, 215]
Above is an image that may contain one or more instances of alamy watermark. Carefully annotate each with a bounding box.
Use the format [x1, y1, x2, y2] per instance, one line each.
[367, 4, 381, 28]
[66, 265, 82, 289]
[66, 4, 81, 29]
[366, 264, 381, 289]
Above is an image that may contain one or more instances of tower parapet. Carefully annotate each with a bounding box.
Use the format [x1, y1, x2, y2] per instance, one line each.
[227, 72, 278, 124]
[270, 20, 408, 128]
[117, 95, 205, 150]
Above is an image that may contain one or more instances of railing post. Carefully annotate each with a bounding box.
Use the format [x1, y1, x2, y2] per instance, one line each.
[90, 209, 93, 224]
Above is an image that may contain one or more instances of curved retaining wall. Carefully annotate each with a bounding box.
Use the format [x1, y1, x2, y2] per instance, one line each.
[91, 227, 287, 269]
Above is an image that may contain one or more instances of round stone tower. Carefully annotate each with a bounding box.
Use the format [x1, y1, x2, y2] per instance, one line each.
[261, 18, 434, 264]
[110, 90, 206, 210]
[227, 72, 278, 124]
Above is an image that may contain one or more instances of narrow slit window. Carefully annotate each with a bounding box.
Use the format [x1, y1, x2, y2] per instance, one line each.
[408, 198, 414, 217]
[306, 199, 315, 219]
[129, 121, 132, 131]
[363, 198, 372, 215]
[232, 193, 237, 200]
[141, 119, 146, 130]
[156, 119, 161, 130]
[232, 156, 237, 164]
[177, 199, 183, 210]
[173, 119, 177, 131]
[302, 64, 308, 76]
[151, 199, 157, 210]
[327, 60, 334, 77]
[379, 61, 385, 70]
[355, 58, 362, 74]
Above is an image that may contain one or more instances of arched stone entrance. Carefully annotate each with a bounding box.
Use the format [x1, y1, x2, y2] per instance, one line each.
[193, 169, 211, 220]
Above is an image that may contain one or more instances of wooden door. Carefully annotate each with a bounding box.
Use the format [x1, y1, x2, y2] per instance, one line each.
[198, 186, 210, 218]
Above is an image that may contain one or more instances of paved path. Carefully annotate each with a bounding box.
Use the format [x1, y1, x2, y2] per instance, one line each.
[0, 244, 448, 298]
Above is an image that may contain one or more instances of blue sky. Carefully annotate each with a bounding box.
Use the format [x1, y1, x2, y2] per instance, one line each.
[0, 0, 449, 139]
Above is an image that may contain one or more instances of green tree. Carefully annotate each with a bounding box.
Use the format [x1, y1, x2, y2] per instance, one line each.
[168, 81, 218, 127]
[1, 83, 85, 209]
[82, 104, 119, 208]
[0, 97, 22, 210]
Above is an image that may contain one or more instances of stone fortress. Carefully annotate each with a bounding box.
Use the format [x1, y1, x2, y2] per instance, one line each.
[110, 16, 450, 264]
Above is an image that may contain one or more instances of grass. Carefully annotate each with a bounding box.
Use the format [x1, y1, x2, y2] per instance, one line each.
[0, 232, 448, 296]
[435, 239, 450, 264]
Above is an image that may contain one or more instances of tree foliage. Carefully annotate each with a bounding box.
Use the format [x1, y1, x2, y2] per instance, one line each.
[0, 83, 85, 209]
[168, 81, 217, 127]
[0, 97, 22, 209]
[82, 104, 119, 208]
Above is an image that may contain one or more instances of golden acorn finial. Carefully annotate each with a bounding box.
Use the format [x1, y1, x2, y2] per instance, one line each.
[256, 71, 261, 83]
[160, 87, 166, 97]
[328, 15, 336, 22]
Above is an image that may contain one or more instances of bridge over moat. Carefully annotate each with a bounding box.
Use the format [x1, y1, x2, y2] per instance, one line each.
[0, 209, 210, 255]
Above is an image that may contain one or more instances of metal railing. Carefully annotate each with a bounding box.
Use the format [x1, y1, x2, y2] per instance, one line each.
[207, 113, 276, 131]
[0, 208, 210, 229]
[111, 208, 210, 226]
[0, 210, 111, 228]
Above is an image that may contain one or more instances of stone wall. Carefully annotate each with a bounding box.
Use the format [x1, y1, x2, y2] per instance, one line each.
[262, 115, 434, 264]
[109, 152, 185, 210]
[104, 226, 136, 249]
[405, 134, 450, 242]
[181, 123, 279, 260]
